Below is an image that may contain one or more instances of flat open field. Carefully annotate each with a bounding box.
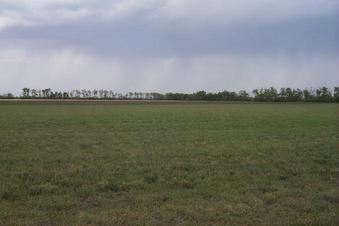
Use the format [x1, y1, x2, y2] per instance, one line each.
[0, 102, 338, 225]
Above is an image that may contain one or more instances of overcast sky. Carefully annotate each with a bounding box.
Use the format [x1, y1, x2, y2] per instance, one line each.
[0, 0, 338, 94]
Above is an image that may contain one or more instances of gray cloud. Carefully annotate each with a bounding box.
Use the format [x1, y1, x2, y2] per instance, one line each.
[1, 13, 338, 58]
[0, 0, 338, 93]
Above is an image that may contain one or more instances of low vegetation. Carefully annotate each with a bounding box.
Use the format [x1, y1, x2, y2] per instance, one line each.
[0, 102, 338, 225]
[1, 86, 339, 102]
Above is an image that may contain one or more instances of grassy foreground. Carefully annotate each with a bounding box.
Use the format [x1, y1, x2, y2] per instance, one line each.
[0, 102, 338, 225]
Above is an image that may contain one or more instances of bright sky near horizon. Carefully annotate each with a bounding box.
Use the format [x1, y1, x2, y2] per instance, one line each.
[0, 0, 338, 94]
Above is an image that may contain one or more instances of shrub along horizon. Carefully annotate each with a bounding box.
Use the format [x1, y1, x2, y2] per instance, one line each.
[1, 86, 338, 102]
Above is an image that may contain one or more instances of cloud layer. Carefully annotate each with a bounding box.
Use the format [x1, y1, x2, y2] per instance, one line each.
[0, 0, 338, 93]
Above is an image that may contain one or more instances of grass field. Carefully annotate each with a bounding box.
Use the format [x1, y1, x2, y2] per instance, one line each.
[0, 102, 338, 225]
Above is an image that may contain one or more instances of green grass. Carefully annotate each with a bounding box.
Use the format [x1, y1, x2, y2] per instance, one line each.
[0, 102, 338, 225]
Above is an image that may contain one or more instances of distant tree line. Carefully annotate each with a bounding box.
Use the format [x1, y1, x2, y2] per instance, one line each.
[0, 93, 15, 99]
[0, 87, 338, 102]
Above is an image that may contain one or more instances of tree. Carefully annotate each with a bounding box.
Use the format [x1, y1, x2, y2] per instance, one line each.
[253, 89, 265, 101]
[285, 88, 295, 101]
[316, 87, 332, 102]
[103, 90, 109, 99]
[334, 87, 339, 102]
[294, 89, 303, 102]
[195, 91, 207, 100]
[22, 88, 30, 98]
[220, 91, 231, 101]
[62, 92, 69, 99]
[263, 87, 278, 101]
[98, 90, 104, 99]
[238, 90, 250, 101]
[303, 89, 312, 102]
[31, 89, 38, 98]
[93, 89, 98, 98]
[42, 88, 51, 98]
[75, 90, 81, 98]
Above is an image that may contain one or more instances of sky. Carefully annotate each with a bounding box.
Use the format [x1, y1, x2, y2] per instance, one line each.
[0, 0, 338, 94]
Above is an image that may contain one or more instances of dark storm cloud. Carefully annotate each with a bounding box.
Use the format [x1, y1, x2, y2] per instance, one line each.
[1, 11, 338, 58]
